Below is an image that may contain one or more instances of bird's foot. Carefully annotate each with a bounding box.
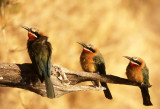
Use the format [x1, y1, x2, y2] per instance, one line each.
[140, 82, 152, 88]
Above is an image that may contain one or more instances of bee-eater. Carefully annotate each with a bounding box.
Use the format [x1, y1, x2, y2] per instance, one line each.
[22, 26, 55, 98]
[124, 56, 152, 106]
[78, 42, 112, 99]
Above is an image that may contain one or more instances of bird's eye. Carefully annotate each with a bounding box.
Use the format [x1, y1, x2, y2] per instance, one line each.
[87, 44, 94, 48]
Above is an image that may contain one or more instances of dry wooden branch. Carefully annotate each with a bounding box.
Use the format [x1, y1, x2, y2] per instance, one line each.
[0, 63, 151, 98]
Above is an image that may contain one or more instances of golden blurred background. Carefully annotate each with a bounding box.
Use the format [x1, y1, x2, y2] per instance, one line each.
[0, 0, 160, 109]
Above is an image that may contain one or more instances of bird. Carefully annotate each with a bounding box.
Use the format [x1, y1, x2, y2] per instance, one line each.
[78, 42, 112, 99]
[124, 56, 152, 106]
[22, 26, 55, 98]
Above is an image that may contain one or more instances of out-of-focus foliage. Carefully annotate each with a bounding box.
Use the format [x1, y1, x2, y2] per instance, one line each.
[0, 0, 160, 109]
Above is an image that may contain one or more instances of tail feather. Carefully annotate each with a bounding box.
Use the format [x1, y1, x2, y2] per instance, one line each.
[101, 82, 112, 99]
[44, 76, 55, 98]
[140, 87, 152, 106]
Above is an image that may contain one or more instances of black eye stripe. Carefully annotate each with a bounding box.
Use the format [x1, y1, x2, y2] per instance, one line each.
[84, 47, 95, 53]
[89, 48, 95, 53]
[133, 60, 141, 65]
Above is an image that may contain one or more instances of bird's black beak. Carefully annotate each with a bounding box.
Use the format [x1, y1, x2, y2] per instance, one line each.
[124, 56, 133, 61]
[22, 26, 32, 32]
[77, 42, 89, 49]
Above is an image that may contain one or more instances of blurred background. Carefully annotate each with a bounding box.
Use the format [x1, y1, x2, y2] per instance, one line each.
[0, 0, 160, 109]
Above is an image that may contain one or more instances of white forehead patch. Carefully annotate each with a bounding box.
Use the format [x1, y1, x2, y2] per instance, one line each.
[31, 28, 37, 32]
[86, 44, 94, 48]
[132, 57, 139, 61]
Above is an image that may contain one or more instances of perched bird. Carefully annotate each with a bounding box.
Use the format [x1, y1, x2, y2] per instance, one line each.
[22, 26, 55, 98]
[78, 42, 112, 99]
[124, 56, 152, 106]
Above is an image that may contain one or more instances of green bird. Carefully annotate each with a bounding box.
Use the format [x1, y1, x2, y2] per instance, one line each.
[124, 56, 152, 106]
[22, 26, 55, 98]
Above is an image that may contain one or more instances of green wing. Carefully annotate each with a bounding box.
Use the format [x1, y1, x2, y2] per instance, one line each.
[93, 52, 106, 74]
[28, 41, 52, 81]
[141, 65, 150, 85]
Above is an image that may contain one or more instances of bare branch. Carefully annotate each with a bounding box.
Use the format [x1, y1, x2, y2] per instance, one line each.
[0, 63, 151, 98]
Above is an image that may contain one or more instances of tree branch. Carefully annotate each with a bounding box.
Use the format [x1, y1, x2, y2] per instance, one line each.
[0, 63, 151, 98]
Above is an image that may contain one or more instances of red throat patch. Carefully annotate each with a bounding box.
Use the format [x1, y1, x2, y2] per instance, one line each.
[28, 32, 37, 39]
